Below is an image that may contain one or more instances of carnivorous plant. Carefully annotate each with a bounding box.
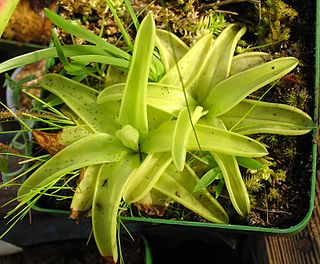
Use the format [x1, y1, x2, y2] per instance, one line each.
[0, 3, 314, 264]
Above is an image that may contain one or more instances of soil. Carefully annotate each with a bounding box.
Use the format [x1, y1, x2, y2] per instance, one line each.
[245, 0, 316, 228]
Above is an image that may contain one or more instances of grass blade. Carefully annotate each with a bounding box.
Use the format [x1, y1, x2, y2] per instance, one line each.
[193, 167, 222, 192]
[44, 8, 130, 59]
[124, 0, 139, 30]
[236, 157, 263, 170]
[71, 55, 129, 69]
[0, 45, 111, 74]
[105, 0, 133, 50]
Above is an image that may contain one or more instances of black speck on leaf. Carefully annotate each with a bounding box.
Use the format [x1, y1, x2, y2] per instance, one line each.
[95, 202, 103, 211]
[102, 179, 108, 187]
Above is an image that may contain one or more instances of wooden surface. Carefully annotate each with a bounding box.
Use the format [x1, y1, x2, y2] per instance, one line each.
[263, 152, 320, 263]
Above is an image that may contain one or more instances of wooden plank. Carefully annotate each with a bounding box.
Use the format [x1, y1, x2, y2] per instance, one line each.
[263, 169, 320, 264]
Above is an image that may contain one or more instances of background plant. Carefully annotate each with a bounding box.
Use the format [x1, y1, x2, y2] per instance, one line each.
[0, 0, 20, 37]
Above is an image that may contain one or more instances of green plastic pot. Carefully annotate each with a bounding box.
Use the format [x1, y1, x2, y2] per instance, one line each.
[30, 1, 319, 237]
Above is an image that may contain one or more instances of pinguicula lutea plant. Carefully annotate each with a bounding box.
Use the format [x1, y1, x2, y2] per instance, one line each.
[0, 2, 314, 263]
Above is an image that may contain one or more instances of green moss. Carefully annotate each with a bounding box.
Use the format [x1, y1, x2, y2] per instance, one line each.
[257, 0, 298, 47]
[267, 187, 281, 202]
[134, 1, 229, 45]
[58, 0, 124, 17]
[245, 176, 265, 193]
[244, 156, 288, 212]
[272, 169, 287, 182]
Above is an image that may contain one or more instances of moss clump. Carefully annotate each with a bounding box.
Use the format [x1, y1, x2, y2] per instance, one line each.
[257, 0, 298, 46]
[143, 0, 228, 45]
[244, 156, 288, 209]
[57, 0, 229, 46]
[57, 1, 122, 45]
[58, 0, 123, 17]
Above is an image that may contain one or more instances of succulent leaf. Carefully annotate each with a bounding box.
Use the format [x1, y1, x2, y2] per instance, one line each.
[205, 118, 251, 217]
[229, 52, 271, 76]
[172, 106, 206, 171]
[98, 82, 196, 116]
[70, 165, 101, 218]
[211, 151, 251, 217]
[58, 125, 92, 146]
[119, 13, 156, 135]
[204, 57, 299, 116]
[92, 154, 140, 263]
[159, 34, 213, 89]
[18, 133, 129, 198]
[115, 125, 139, 151]
[123, 152, 172, 203]
[156, 29, 189, 72]
[154, 164, 229, 224]
[40, 74, 121, 134]
[141, 121, 268, 157]
[219, 99, 314, 135]
[196, 24, 247, 102]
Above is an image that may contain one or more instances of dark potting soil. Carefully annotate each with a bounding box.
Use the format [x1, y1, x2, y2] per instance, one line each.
[245, 0, 316, 228]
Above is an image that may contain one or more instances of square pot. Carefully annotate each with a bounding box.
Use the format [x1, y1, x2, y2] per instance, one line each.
[25, 0, 319, 237]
